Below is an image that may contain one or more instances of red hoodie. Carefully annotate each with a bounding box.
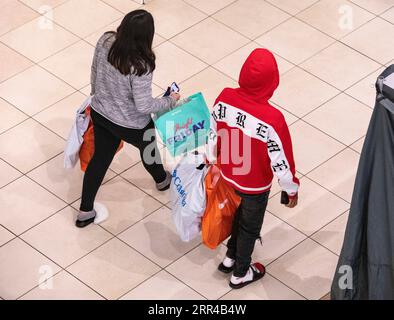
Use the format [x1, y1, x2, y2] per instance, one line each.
[207, 49, 299, 197]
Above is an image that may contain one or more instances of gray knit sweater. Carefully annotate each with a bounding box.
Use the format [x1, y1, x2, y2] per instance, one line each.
[90, 33, 176, 129]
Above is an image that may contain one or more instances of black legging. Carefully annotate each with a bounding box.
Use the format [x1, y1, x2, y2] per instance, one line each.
[80, 108, 166, 212]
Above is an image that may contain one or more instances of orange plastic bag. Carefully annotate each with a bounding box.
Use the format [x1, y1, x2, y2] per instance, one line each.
[79, 107, 124, 172]
[202, 165, 241, 249]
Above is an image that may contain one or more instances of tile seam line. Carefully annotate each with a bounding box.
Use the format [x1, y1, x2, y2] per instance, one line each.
[289, 116, 349, 149]
[14, 203, 70, 238]
[348, 1, 394, 17]
[16, 0, 67, 12]
[66, 234, 165, 298]
[0, 149, 116, 202]
[284, 67, 381, 123]
[203, 0, 305, 42]
[0, 156, 71, 204]
[116, 173, 171, 207]
[115, 229, 207, 299]
[115, 238, 207, 300]
[264, 240, 336, 300]
[378, 3, 394, 26]
[277, 61, 381, 133]
[0, 223, 17, 236]
[0, 5, 41, 38]
[0, 86, 95, 152]
[294, 2, 378, 41]
[179, 0, 238, 18]
[118, 269, 209, 301]
[289, 14, 386, 67]
[75, 192, 170, 237]
[300, 114, 366, 149]
[15, 235, 116, 300]
[166, 19, 385, 109]
[206, 0, 378, 48]
[2, 154, 168, 232]
[265, 202, 350, 252]
[0, 64, 86, 120]
[17, 266, 108, 301]
[13, 0, 126, 41]
[118, 230, 203, 272]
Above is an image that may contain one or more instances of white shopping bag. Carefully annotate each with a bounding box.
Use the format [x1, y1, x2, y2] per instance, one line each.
[171, 152, 208, 242]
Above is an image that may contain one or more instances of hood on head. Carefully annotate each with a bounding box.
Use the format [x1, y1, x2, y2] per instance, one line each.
[238, 48, 279, 101]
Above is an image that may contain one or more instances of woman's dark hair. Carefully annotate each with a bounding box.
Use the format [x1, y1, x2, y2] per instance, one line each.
[106, 10, 156, 76]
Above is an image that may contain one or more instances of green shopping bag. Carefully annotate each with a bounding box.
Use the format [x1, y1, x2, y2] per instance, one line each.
[154, 92, 210, 157]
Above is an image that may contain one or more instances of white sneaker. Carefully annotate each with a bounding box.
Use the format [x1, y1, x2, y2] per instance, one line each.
[229, 263, 266, 289]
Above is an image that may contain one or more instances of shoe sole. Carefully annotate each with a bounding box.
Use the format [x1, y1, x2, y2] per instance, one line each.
[157, 184, 170, 191]
[218, 263, 234, 274]
[75, 217, 95, 228]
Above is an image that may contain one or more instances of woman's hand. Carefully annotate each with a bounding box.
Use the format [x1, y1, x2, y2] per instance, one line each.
[170, 92, 181, 101]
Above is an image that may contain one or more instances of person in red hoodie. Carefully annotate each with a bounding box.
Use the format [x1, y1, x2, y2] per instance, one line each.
[207, 48, 300, 289]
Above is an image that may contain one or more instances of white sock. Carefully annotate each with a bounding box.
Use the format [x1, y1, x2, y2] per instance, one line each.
[223, 257, 235, 268]
[231, 267, 253, 285]
[93, 202, 109, 224]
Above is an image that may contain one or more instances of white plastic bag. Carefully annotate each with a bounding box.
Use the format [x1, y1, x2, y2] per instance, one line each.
[64, 96, 92, 169]
[171, 152, 208, 242]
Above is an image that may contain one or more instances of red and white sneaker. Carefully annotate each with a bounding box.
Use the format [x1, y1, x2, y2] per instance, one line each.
[229, 263, 266, 289]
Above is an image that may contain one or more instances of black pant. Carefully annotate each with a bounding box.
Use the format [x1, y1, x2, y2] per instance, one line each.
[226, 190, 270, 277]
[80, 108, 166, 212]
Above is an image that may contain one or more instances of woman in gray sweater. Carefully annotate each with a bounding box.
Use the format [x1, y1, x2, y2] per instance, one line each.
[77, 10, 180, 228]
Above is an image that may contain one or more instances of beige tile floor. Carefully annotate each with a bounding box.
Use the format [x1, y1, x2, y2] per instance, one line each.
[0, 0, 393, 300]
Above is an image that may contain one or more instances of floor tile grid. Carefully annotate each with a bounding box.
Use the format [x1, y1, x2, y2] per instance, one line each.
[1, 0, 391, 300]
[16, 0, 70, 12]
[115, 234, 206, 300]
[0, 1, 42, 38]
[348, 1, 394, 20]
[380, 9, 394, 25]
[14, 231, 114, 300]
[150, 3, 241, 92]
[12, 202, 159, 300]
[0, 224, 16, 247]
[165, 1, 388, 152]
[150, 0, 309, 92]
[12, 203, 204, 300]
[349, 136, 365, 154]
[174, 0, 306, 81]
[0, 1, 139, 195]
[0, 46, 33, 84]
[17, 268, 107, 300]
